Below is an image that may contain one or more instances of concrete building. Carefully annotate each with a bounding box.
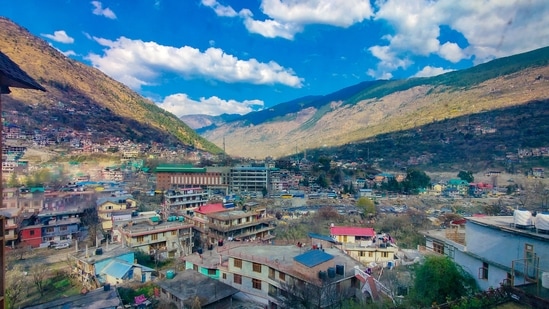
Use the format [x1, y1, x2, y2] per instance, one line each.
[184, 203, 275, 248]
[155, 164, 230, 192]
[230, 166, 268, 195]
[96, 194, 137, 232]
[114, 215, 194, 259]
[184, 244, 366, 308]
[330, 226, 397, 267]
[158, 270, 239, 309]
[422, 213, 549, 304]
[164, 187, 209, 212]
[70, 246, 154, 289]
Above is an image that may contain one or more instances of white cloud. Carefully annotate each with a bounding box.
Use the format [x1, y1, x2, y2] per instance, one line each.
[204, 0, 373, 39]
[367, 45, 412, 79]
[62, 50, 77, 57]
[91, 1, 117, 19]
[157, 94, 264, 117]
[370, 0, 549, 77]
[201, 0, 238, 17]
[438, 42, 466, 63]
[414, 66, 454, 78]
[87, 36, 303, 90]
[41, 30, 74, 44]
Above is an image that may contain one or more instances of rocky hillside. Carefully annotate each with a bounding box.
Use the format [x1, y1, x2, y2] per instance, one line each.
[0, 18, 222, 154]
[200, 46, 549, 158]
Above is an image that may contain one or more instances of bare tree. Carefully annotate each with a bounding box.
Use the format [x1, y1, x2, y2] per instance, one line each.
[5, 265, 29, 309]
[30, 263, 49, 296]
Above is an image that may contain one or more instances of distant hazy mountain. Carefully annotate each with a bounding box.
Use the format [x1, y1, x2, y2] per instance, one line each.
[200, 46, 549, 158]
[0, 18, 222, 154]
[180, 113, 242, 131]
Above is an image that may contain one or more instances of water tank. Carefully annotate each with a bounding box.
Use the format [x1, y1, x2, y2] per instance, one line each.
[336, 264, 344, 275]
[103, 283, 111, 291]
[318, 270, 327, 280]
[95, 248, 103, 255]
[327, 267, 336, 278]
[166, 270, 175, 279]
[197, 248, 203, 254]
[178, 216, 184, 222]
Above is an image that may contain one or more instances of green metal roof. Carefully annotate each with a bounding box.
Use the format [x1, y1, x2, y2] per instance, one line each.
[154, 164, 206, 173]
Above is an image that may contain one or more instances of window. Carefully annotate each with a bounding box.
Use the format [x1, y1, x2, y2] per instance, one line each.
[279, 272, 286, 281]
[525, 244, 534, 264]
[152, 234, 158, 241]
[252, 278, 262, 290]
[30, 230, 35, 236]
[222, 273, 227, 279]
[208, 269, 216, 275]
[172, 231, 177, 236]
[479, 262, 489, 280]
[234, 258, 242, 268]
[234, 274, 242, 284]
[269, 267, 275, 279]
[433, 242, 444, 254]
[253, 263, 262, 273]
[368, 252, 373, 257]
[381, 252, 389, 258]
[193, 265, 198, 271]
[137, 236, 144, 243]
[46, 227, 54, 233]
[60, 226, 67, 231]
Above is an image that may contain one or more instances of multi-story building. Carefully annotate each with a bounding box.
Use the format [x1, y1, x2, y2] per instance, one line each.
[0, 208, 20, 246]
[184, 203, 275, 247]
[230, 166, 268, 195]
[330, 226, 397, 267]
[422, 212, 549, 305]
[164, 187, 208, 212]
[114, 216, 194, 259]
[155, 164, 230, 192]
[96, 194, 137, 232]
[184, 244, 366, 308]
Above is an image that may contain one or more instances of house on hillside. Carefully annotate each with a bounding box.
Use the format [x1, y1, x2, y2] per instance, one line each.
[446, 179, 470, 196]
[184, 244, 366, 308]
[71, 248, 154, 289]
[158, 269, 239, 309]
[96, 194, 137, 231]
[330, 226, 397, 267]
[421, 212, 549, 306]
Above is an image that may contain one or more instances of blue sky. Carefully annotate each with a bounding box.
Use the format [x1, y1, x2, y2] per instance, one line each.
[3, 1, 549, 117]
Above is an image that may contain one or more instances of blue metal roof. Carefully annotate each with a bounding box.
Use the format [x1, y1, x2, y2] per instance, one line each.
[308, 232, 338, 244]
[294, 249, 334, 268]
[101, 260, 132, 279]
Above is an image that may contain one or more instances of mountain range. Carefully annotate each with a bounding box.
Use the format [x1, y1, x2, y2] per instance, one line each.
[0, 18, 222, 154]
[2, 17, 549, 167]
[194, 46, 549, 159]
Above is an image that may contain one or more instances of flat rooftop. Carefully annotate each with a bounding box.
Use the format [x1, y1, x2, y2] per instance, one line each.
[467, 215, 549, 241]
[185, 243, 363, 281]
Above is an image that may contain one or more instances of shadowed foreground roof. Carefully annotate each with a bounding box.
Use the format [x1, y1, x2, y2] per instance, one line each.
[158, 270, 238, 306]
[0, 50, 46, 92]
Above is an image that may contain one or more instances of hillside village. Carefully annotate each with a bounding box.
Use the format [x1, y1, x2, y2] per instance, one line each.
[2, 127, 549, 308]
[1, 18, 549, 309]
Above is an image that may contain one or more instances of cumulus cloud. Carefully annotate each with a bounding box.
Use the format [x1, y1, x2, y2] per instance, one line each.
[368, 0, 549, 77]
[367, 45, 412, 79]
[62, 50, 77, 57]
[157, 94, 264, 117]
[87, 36, 303, 90]
[201, 0, 238, 17]
[91, 1, 117, 19]
[41, 30, 74, 44]
[203, 0, 373, 39]
[414, 66, 454, 78]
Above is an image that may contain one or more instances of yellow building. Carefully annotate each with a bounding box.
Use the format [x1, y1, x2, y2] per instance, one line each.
[97, 195, 137, 231]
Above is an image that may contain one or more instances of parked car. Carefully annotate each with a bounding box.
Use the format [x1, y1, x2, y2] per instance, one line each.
[54, 243, 70, 250]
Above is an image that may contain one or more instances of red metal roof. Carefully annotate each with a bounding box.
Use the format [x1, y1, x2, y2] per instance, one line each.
[195, 203, 226, 214]
[330, 226, 375, 237]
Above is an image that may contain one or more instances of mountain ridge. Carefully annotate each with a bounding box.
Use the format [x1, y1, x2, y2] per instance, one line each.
[198, 45, 549, 158]
[0, 18, 222, 154]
